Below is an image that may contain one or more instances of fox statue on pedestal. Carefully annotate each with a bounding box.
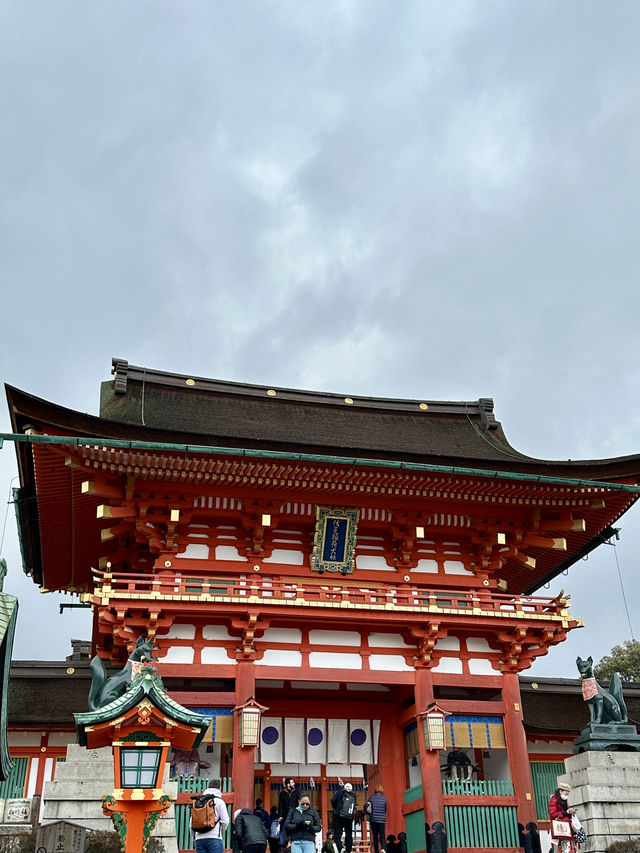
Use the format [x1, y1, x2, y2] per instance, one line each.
[576, 655, 628, 725]
[88, 636, 156, 711]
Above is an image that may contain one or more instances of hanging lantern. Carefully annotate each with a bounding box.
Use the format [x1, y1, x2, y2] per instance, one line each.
[234, 697, 268, 748]
[420, 702, 449, 751]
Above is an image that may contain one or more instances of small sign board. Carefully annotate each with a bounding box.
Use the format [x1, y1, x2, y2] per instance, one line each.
[36, 820, 86, 853]
[311, 506, 359, 574]
[4, 798, 31, 823]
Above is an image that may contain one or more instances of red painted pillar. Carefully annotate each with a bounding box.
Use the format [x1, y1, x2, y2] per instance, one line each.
[502, 672, 537, 825]
[376, 715, 406, 834]
[414, 669, 444, 827]
[233, 661, 256, 810]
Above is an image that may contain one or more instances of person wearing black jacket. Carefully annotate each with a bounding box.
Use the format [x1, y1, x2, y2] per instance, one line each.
[235, 808, 268, 853]
[285, 793, 321, 853]
[278, 778, 299, 819]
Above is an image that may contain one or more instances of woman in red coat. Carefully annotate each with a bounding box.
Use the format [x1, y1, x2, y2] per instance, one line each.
[548, 782, 576, 853]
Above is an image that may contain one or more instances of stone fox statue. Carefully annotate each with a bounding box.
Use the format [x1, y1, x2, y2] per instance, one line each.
[576, 655, 628, 724]
[89, 636, 156, 711]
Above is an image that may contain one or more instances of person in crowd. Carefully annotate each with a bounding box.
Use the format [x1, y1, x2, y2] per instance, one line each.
[397, 832, 407, 853]
[321, 831, 340, 853]
[255, 799, 270, 830]
[192, 779, 230, 853]
[268, 806, 281, 853]
[285, 792, 322, 853]
[385, 835, 400, 853]
[279, 778, 299, 818]
[549, 782, 577, 853]
[331, 782, 357, 853]
[235, 807, 268, 853]
[364, 784, 388, 853]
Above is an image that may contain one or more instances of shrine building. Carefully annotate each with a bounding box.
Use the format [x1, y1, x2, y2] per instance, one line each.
[5, 358, 640, 853]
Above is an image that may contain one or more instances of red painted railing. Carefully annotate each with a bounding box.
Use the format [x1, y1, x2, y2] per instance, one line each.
[89, 570, 571, 621]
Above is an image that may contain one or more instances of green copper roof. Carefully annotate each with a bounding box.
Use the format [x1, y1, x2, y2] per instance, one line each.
[0, 589, 18, 781]
[74, 663, 211, 746]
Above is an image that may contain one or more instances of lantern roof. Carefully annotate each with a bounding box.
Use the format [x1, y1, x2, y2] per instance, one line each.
[74, 662, 211, 748]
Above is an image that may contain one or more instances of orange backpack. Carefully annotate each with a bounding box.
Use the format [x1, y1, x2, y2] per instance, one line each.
[191, 794, 220, 833]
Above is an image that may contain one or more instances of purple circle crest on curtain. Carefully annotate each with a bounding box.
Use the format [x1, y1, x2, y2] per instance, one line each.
[350, 728, 367, 746]
[262, 726, 280, 745]
[308, 728, 324, 746]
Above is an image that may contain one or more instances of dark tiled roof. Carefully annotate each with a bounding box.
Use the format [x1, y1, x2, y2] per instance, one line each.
[6, 359, 640, 478]
[521, 676, 640, 736]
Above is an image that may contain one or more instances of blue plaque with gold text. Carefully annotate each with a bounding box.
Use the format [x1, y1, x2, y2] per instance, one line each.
[311, 507, 359, 574]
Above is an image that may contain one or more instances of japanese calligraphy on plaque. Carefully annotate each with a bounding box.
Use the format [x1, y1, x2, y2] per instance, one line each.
[311, 506, 359, 574]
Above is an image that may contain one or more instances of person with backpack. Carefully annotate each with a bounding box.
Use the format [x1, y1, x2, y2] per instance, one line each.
[190, 780, 230, 853]
[268, 806, 281, 853]
[331, 783, 357, 853]
[255, 799, 271, 831]
[235, 807, 269, 853]
[364, 785, 388, 853]
[285, 792, 321, 853]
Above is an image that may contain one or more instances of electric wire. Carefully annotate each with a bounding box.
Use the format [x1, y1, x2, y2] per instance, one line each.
[611, 537, 635, 641]
[0, 476, 18, 554]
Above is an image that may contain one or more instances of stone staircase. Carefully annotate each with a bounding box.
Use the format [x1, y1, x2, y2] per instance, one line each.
[41, 743, 178, 853]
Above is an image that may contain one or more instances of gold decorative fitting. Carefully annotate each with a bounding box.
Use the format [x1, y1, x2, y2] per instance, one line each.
[531, 682, 539, 689]
[253, 565, 260, 572]
[483, 579, 490, 586]
[344, 397, 354, 405]
[404, 575, 411, 582]
[66, 667, 75, 675]
[419, 403, 428, 410]
[185, 379, 195, 386]
[164, 560, 172, 568]
[267, 389, 277, 397]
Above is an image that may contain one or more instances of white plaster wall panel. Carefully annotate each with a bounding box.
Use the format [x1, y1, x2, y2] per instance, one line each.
[162, 646, 195, 664]
[466, 637, 492, 653]
[309, 630, 361, 646]
[482, 750, 511, 782]
[269, 763, 323, 776]
[431, 657, 463, 673]
[309, 652, 362, 669]
[443, 560, 473, 575]
[177, 543, 209, 559]
[434, 637, 460, 651]
[8, 732, 41, 747]
[527, 739, 574, 754]
[203, 625, 233, 640]
[411, 560, 439, 573]
[467, 658, 497, 675]
[27, 758, 39, 797]
[369, 654, 413, 672]
[255, 650, 303, 667]
[215, 545, 248, 561]
[368, 633, 412, 648]
[263, 549, 304, 565]
[48, 733, 76, 747]
[201, 647, 237, 665]
[156, 624, 196, 640]
[356, 555, 394, 570]
[262, 628, 302, 644]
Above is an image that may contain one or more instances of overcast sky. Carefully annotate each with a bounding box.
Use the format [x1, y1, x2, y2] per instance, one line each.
[1, 1, 640, 678]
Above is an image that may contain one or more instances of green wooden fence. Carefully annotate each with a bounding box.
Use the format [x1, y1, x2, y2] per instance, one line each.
[530, 761, 565, 820]
[0, 757, 28, 799]
[175, 776, 233, 851]
[444, 804, 520, 848]
[442, 778, 514, 797]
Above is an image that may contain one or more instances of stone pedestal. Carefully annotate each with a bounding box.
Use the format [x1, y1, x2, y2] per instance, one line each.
[573, 723, 640, 753]
[41, 744, 178, 853]
[560, 751, 640, 853]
